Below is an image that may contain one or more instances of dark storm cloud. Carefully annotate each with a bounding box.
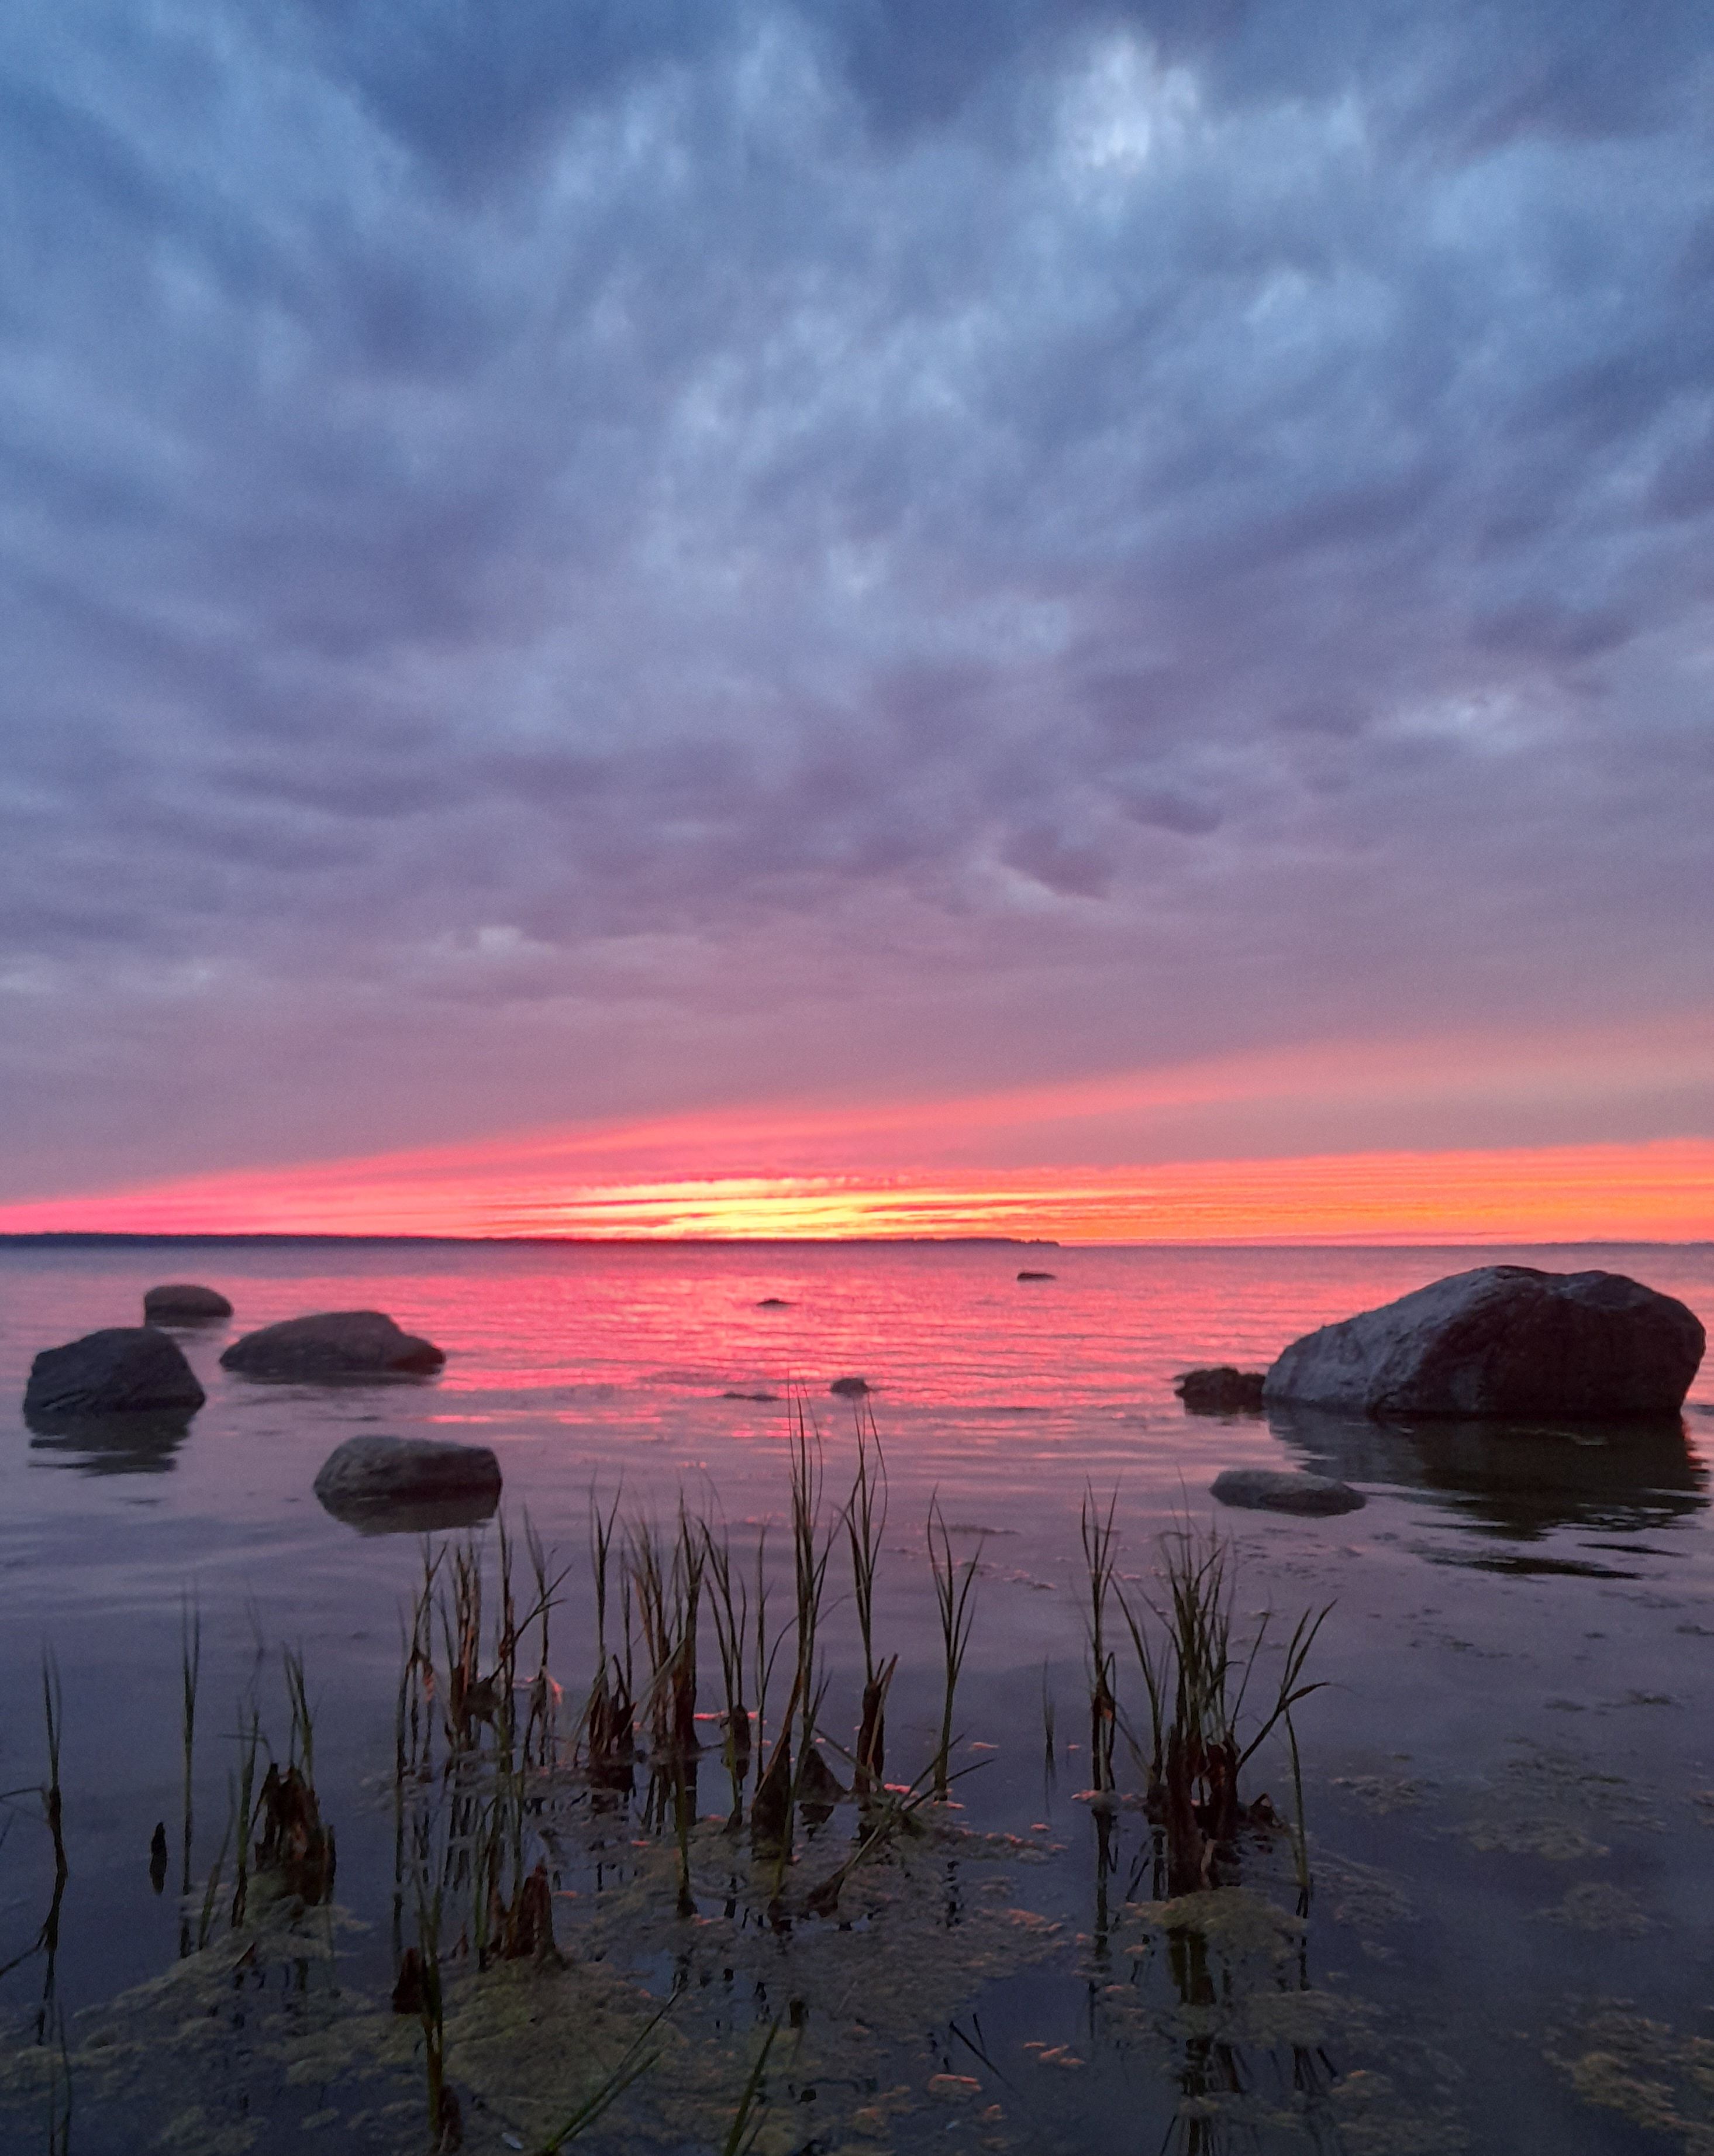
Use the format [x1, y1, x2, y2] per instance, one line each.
[0, 0, 1710, 1191]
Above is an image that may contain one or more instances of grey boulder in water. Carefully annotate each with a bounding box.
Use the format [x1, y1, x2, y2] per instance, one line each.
[25, 1327, 206, 1419]
[1263, 1265, 1703, 1420]
[1175, 1366, 1265, 1413]
[313, 1434, 500, 1517]
[221, 1310, 445, 1380]
[143, 1283, 233, 1322]
[1212, 1468, 1364, 1516]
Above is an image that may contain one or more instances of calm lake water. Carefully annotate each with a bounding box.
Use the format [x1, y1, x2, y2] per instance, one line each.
[1, 1239, 1710, 2154]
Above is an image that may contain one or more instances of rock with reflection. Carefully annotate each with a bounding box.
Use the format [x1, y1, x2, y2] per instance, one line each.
[1212, 1466, 1364, 1515]
[1268, 1401, 1708, 1541]
[222, 1310, 445, 1381]
[1177, 1366, 1265, 1413]
[1264, 1265, 1704, 1419]
[25, 1326, 206, 1419]
[26, 1407, 195, 1475]
[313, 1433, 501, 1535]
[143, 1282, 232, 1323]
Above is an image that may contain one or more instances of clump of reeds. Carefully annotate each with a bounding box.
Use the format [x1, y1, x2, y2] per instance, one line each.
[844, 1406, 895, 1797]
[628, 1507, 706, 1914]
[702, 1521, 751, 1826]
[629, 1507, 703, 1765]
[751, 1396, 834, 1879]
[397, 1867, 458, 2152]
[1079, 1488, 1120, 1795]
[1119, 1521, 1329, 1899]
[927, 1497, 982, 1800]
[581, 1494, 634, 1791]
[248, 1646, 335, 1907]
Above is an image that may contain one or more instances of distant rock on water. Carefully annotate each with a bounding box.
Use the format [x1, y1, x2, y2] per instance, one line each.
[313, 1435, 499, 1532]
[25, 1327, 206, 1420]
[221, 1311, 446, 1381]
[1263, 1265, 1704, 1420]
[143, 1283, 233, 1322]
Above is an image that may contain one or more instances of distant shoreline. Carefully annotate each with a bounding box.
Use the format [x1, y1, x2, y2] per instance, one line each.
[0, 1230, 1061, 1248]
[0, 1231, 1705, 1250]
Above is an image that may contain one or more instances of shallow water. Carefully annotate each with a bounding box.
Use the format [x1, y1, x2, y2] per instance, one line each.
[1, 1239, 1710, 2153]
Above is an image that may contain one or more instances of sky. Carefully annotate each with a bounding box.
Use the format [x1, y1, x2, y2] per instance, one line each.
[1, 0, 1710, 1239]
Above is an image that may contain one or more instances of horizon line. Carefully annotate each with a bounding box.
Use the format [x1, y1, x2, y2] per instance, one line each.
[2, 1229, 1709, 1250]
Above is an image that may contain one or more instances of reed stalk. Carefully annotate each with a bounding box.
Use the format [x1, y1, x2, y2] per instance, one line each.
[719, 2019, 780, 2156]
[927, 1498, 982, 1800]
[702, 1523, 751, 1825]
[530, 1995, 674, 2153]
[179, 1597, 201, 1914]
[43, 2003, 71, 2156]
[1079, 1488, 1119, 1793]
[787, 1397, 832, 1769]
[844, 1408, 892, 1792]
[229, 1700, 261, 1928]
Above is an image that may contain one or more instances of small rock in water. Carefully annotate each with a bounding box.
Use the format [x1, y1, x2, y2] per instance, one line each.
[222, 1310, 445, 1380]
[757, 1297, 791, 1308]
[1017, 1269, 1056, 1281]
[1212, 1468, 1365, 1516]
[143, 1283, 232, 1322]
[1176, 1366, 1265, 1413]
[829, 1375, 870, 1398]
[25, 1328, 206, 1420]
[314, 1434, 501, 1533]
[720, 1389, 780, 1401]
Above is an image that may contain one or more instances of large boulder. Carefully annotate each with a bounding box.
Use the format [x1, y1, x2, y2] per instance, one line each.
[143, 1283, 233, 1322]
[1263, 1266, 1704, 1420]
[25, 1327, 206, 1420]
[221, 1310, 445, 1382]
[313, 1435, 500, 1533]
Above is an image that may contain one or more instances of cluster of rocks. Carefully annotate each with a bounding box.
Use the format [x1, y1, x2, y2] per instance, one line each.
[20, 1290, 491, 1530]
[18, 1258, 1703, 1538]
[1190, 1264, 1704, 1520]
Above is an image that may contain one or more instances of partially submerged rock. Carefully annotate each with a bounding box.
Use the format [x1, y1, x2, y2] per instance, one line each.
[313, 1434, 500, 1534]
[1264, 1266, 1703, 1420]
[1176, 1366, 1265, 1413]
[1017, 1269, 1056, 1281]
[142, 1282, 232, 1322]
[23, 1327, 206, 1420]
[1212, 1467, 1365, 1516]
[221, 1310, 445, 1381]
[830, 1375, 871, 1398]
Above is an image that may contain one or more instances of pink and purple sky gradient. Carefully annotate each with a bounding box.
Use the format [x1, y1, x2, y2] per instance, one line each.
[2, 3, 1709, 1239]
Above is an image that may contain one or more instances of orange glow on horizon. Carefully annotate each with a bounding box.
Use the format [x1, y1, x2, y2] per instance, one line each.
[0, 1137, 1708, 1243]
